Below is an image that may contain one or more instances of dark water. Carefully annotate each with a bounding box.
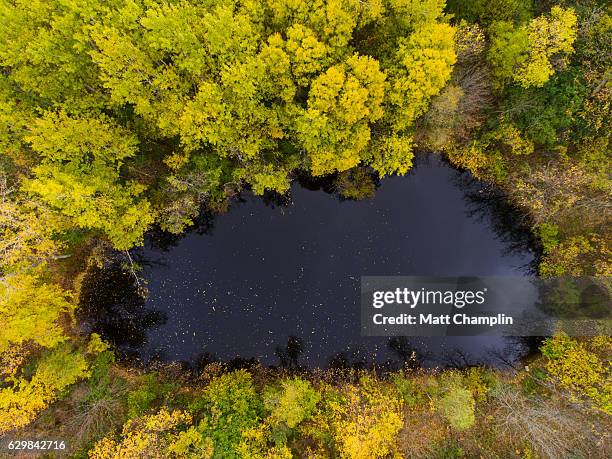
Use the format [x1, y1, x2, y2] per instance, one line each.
[79, 155, 538, 370]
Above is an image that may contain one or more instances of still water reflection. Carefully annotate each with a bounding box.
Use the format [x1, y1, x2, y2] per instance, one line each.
[79, 155, 538, 369]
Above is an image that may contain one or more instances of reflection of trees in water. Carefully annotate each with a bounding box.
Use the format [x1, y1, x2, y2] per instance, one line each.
[190, 351, 261, 373]
[327, 338, 426, 371]
[328, 351, 368, 370]
[334, 168, 381, 201]
[146, 155, 533, 260]
[387, 337, 423, 369]
[275, 335, 304, 370]
[145, 185, 294, 252]
[143, 162, 384, 252]
[452, 166, 539, 273]
[295, 170, 337, 194]
[192, 351, 218, 372]
[183, 335, 435, 372]
[392, 335, 533, 370]
[146, 207, 217, 251]
[485, 336, 545, 370]
[537, 278, 611, 320]
[78, 262, 167, 360]
[260, 189, 293, 208]
[296, 167, 382, 202]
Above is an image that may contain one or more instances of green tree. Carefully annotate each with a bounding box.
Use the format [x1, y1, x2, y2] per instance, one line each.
[489, 7, 578, 88]
[264, 378, 320, 428]
[437, 386, 476, 430]
[0, 0, 110, 111]
[22, 112, 154, 250]
[190, 370, 262, 458]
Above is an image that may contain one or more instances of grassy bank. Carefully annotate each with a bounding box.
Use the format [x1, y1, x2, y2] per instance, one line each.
[6, 334, 610, 458]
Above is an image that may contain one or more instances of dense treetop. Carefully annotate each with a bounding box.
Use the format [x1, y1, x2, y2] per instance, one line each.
[1, 0, 583, 248]
[1, 0, 470, 246]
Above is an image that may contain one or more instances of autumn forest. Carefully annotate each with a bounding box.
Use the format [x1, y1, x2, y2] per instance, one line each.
[0, 0, 610, 458]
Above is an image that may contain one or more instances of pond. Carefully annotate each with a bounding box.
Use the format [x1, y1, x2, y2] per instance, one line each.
[79, 154, 538, 370]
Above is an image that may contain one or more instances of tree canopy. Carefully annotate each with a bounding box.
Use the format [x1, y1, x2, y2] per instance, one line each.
[0, 0, 463, 245]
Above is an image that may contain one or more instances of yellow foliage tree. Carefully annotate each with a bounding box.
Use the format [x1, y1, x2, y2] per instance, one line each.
[0, 346, 89, 433]
[22, 112, 155, 250]
[489, 6, 577, 88]
[515, 6, 578, 88]
[0, 177, 65, 270]
[327, 379, 403, 459]
[90, 409, 210, 459]
[298, 54, 387, 175]
[388, 22, 457, 131]
[0, 271, 73, 353]
[541, 334, 611, 413]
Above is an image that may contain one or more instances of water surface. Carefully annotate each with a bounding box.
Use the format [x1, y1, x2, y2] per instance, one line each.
[80, 155, 537, 369]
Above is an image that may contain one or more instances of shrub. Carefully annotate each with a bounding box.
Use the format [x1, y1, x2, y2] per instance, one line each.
[390, 373, 426, 409]
[430, 440, 466, 458]
[127, 373, 174, 419]
[437, 386, 476, 431]
[539, 234, 610, 277]
[520, 367, 548, 396]
[264, 378, 320, 428]
[87, 333, 110, 355]
[65, 351, 127, 447]
[464, 367, 498, 402]
[236, 422, 293, 459]
[416, 84, 464, 150]
[536, 223, 560, 254]
[446, 140, 507, 181]
[191, 370, 262, 458]
[86, 351, 116, 401]
[492, 384, 606, 458]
